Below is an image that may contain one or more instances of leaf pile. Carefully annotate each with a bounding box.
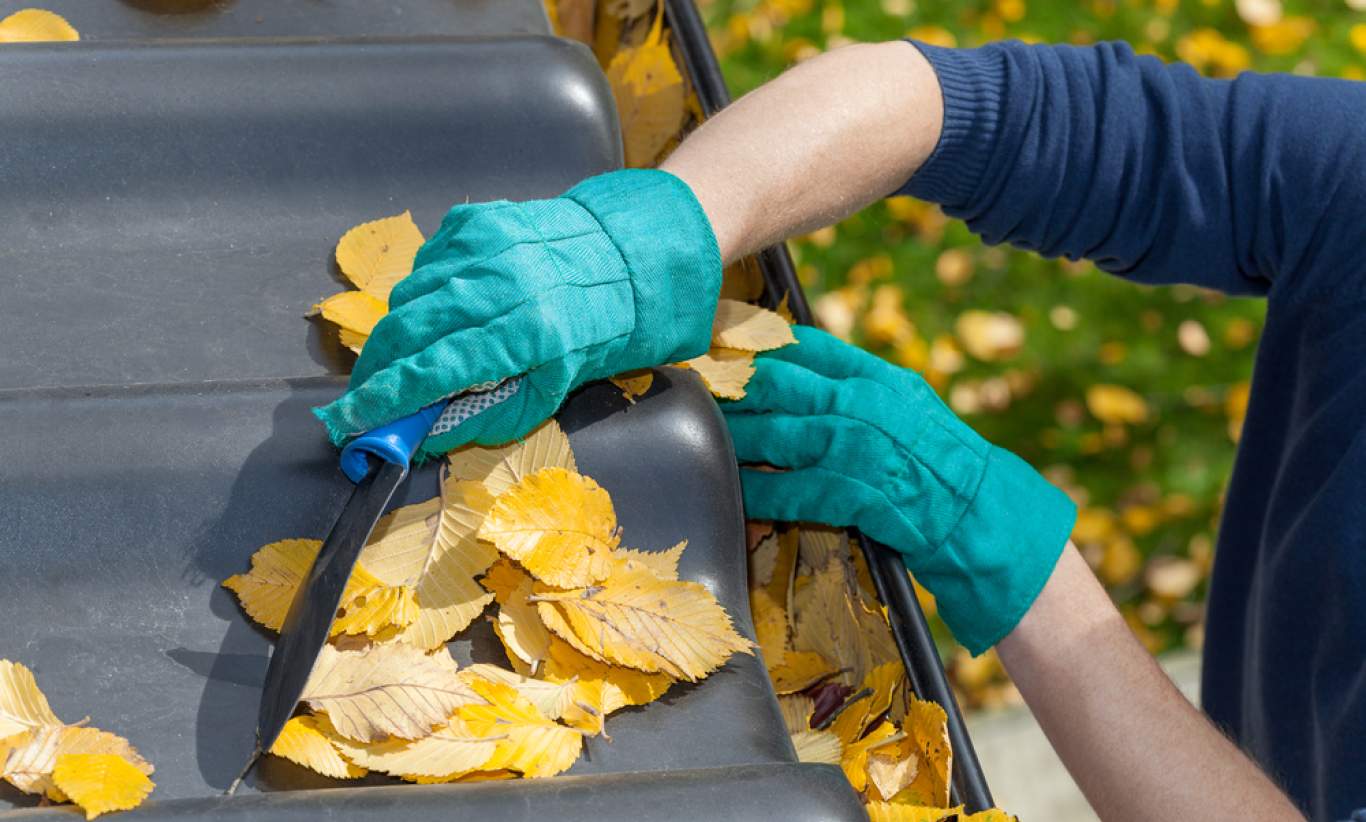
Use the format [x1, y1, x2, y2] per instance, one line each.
[224, 420, 752, 782]
[0, 661, 154, 818]
[749, 526, 1015, 820]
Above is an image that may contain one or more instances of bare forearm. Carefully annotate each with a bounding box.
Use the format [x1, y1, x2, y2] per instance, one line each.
[997, 545, 1302, 821]
[660, 41, 941, 264]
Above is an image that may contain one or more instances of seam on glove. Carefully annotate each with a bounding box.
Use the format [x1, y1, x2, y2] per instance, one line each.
[559, 193, 650, 353]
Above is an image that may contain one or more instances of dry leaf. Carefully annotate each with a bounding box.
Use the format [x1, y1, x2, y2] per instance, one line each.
[51, 754, 153, 820]
[616, 540, 686, 580]
[793, 560, 874, 687]
[388, 480, 499, 650]
[866, 736, 919, 802]
[332, 585, 419, 637]
[720, 257, 766, 302]
[797, 526, 846, 574]
[481, 557, 532, 605]
[346, 719, 497, 779]
[778, 694, 814, 735]
[458, 678, 582, 778]
[0, 661, 60, 740]
[479, 467, 618, 588]
[750, 588, 789, 671]
[541, 637, 673, 713]
[222, 538, 383, 634]
[301, 644, 479, 742]
[4, 725, 152, 802]
[269, 716, 366, 780]
[678, 348, 755, 399]
[492, 576, 552, 672]
[841, 721, 902, 794]
[712, 299, 798, 352]
[334, 211, 425, 302]
[865, 804, 959, 822]
[609, 369, 654, 403]
[769, 650, 840, 694]
[893, 697, 953, 808]
[315, 291, 387, 354]
[447, 419, 576, 499]
[605, 9, 687, 166]
[791, 729, 843, 765]
[533, 562, 752, 681]
[0, 9, 78, 43]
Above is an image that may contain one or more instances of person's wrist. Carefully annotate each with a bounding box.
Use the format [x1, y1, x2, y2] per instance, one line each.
[911, 445, 1076, 655]
[562, 169, 722, 365]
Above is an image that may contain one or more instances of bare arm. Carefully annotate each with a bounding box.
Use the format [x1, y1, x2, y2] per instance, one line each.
[663, 39, 1301, 821]
[661, 41, 939, 264]
[998, 545, 1302, 820]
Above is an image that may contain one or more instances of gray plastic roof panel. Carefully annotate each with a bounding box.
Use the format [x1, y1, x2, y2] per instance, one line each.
[0, 0, 549, 39]
[0, 37, 620, 391]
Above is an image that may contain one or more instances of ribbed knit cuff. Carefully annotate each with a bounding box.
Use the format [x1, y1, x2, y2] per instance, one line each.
[898, 41, 1009, 210]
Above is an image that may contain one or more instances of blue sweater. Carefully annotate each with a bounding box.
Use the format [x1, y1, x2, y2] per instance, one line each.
[902, 40, 1366, 820]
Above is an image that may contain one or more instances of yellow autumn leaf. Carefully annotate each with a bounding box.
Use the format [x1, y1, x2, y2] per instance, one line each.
[315, 291, 387, 354]
[792, 560, 875, 687]
[334, 211, 425, 302]
[866, 735, 920, 802]
[712, 299, 798, 352]
[721, 257, 766, 301]
[533, 562, 753, 681]
[493, 575, 552, 673]
[605, 9, 686, 167]
[222, 538, 384, 634]
[51, 754, 153, 820]
[961, 811, 1019, 822]
[865, 803, 959, 822]
[954, 310, 1024, 362]
[458, 678, 583, 778]
[330, 715, 499, 780]
[893, 697, 953, 808]
[269, 716, 366, 779]
[1086, 384, 1149, 425]
[0, 661, 60, 740]
[797, 526, 846, 573]
[829, 691, 872, 748]
[447, 419, 576, 499]
[778, 694, 814, 735]
[358, 479, 499, 650]
[478, 467, 619, 588]
[616, 540, 686, 581]
[480, 556, 532, 604]
[750, 588, 789, 668]
[609, 369, 654, 403]
[0, 9, 78, 43]
[3, 725, 152, 800]
[790, 729, 842, 765]
[541, 637, 673, 714]
[459, 665, 605, 736]
[300, 644, 479, 742]
[678, 347, 756, 399]
[840, 720, 901, 794]
[769, 650, 841, 694]
[332, 585, 419, 637]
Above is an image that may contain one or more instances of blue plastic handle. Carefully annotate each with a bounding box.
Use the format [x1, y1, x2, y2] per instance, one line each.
[339, 400, 449, 483]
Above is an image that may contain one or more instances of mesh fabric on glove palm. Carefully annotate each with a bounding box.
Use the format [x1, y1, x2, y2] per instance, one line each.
[722, 326, 1075, 654]
[314, 169, 721, 459]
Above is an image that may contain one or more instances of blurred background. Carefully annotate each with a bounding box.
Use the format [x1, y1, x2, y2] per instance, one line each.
[695, 0, 1365, 816]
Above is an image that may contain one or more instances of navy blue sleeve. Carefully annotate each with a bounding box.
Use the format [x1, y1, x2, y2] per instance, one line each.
[901, 40, 1366, 299]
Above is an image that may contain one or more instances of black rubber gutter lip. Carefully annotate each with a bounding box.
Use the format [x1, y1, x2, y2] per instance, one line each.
[662, 0, 995, 811]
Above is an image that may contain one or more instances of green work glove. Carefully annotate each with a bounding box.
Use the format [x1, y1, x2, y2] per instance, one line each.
[314, 169, 721, 458]
[722, 326, 1076, 654]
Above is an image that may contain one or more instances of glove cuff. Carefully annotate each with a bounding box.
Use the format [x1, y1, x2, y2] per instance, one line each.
[564, 169, 722, 367]
[915, 446, 1076, 655]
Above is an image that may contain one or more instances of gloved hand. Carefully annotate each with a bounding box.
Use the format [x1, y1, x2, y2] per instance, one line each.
[722, 325, 1076, 654]
[314, 169, 721, 459]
